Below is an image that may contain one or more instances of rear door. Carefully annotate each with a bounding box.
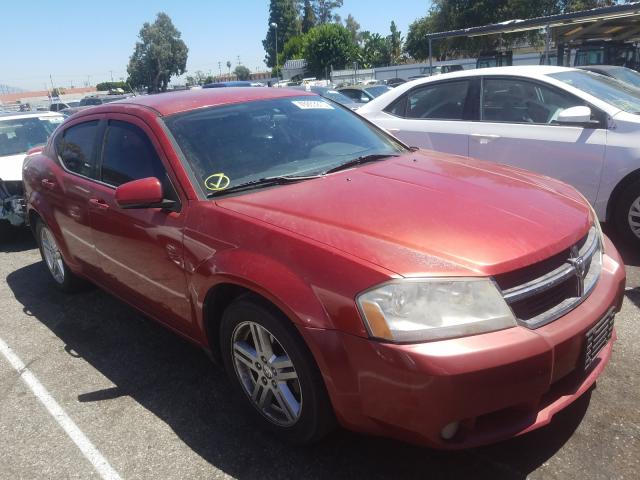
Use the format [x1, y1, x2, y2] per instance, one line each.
[88, 114, 191, 333]
[46, 116, 103, 273]
[366, 79, 476, 157]
[468, 76, 606, 203]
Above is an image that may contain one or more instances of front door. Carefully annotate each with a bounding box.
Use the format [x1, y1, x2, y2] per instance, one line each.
[88, 115, 191, 333]
[468, 76, 606, 204]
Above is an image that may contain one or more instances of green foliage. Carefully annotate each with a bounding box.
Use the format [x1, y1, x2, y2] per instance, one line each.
[234, 65, 252, 80]
[96, 81, 127, 91]
[185, 71, 211, 86]
[388, 21, 403, 65]
[127, 12, 188, 93]
[302, 0, 316, 33]
[344, 14, 361, 43]
[314, 0, 343, 24]
[303, 23, 357, 77]
[283, 35, 305, 60]
[263, 0, 301, 68]
[403, 0, 605, 60]
[360, 32, 391, 68]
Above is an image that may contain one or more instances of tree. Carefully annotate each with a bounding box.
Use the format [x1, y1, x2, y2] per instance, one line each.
[226, 60, 232, 77]
[185, 70, 211, 86]
[361, 32, 391, 68]
[388, 21, 403, 64]
[263, 0, 301, 68]
[234, 65, 251, 80]
[344, 14, 361, 44]
[96, 81, 128, 91]
[303, 23, 357, 77]
[127, 12, 188, 93]
[405, 1, 566, 60]
[301, 0, 316, 33]
[314, 0, 343, 24]
[283, 35, 305, 60]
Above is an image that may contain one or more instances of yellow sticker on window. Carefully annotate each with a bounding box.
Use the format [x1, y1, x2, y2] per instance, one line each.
[205, 173, 230, 191]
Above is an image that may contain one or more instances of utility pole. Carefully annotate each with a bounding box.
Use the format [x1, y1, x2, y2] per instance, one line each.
[110, 70, 114, 82]
[218, 61, 222, 80]
[271, 22, 278, 80]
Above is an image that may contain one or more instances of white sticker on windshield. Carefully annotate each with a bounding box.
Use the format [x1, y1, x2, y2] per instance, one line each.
[42, 117, 64, 123]
[291, 100, 334, 110]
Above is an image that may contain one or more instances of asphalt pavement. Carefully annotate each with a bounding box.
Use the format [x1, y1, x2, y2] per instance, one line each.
[0, 227, 638, 480]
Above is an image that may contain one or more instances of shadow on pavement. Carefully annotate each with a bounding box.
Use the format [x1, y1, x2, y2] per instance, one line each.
[6, 262, 592, 480]
[603, 225, 640, 268]
[0, 227, 37, 253]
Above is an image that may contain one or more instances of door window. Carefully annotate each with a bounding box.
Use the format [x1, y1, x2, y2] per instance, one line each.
[101, 120, 167, 187]
[58, 120, 99, 178]
[481, 78, 587, 124]
[404, 81, 470, 120]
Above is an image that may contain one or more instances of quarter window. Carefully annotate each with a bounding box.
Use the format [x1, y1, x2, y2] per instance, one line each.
[404, 81, 470, 120]
[59, 120, 99, 178]
[481, 78, 587, 124]
[101, 121, 167, 187]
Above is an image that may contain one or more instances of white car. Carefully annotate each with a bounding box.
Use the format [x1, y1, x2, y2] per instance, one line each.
[358, 66, 640, 246]
[0, 111, 64, 231]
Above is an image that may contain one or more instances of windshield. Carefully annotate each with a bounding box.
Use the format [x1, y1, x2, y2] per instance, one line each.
[608, 67, 640, 88]
[365, 86, 392, 97]
[549, 70, 640, 113]
[0, 115, 63, 156]
[164, 95, 404, 195]
[80, 97, 103, 106]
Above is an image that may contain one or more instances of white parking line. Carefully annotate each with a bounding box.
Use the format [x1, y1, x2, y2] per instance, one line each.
[0, 336, 123, 480]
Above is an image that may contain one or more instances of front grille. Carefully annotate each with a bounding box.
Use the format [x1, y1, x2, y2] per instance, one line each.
[584, 308, 615, 370]
[495, 227, 602, 328]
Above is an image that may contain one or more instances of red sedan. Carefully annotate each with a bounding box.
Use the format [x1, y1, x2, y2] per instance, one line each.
[22, 88, 626, 449]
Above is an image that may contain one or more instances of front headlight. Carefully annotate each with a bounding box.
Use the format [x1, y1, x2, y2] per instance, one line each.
[357, 278, 516, 343]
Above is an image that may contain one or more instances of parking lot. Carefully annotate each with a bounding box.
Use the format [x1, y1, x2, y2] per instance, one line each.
[0, 228, 636, 480]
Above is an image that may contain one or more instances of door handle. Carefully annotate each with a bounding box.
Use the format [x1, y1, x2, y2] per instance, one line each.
[41, 178, 56, 189]
[470, 133, 501, 144]
[89, 198, 109, 210]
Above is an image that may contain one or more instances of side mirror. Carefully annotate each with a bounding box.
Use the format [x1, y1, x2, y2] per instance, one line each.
[115, 177, 164, 209]
[556, 106, 593, 124]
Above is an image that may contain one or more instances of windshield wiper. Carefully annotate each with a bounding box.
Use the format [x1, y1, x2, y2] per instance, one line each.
[322, 153, 400, 175]
[206, 175, 319, 197]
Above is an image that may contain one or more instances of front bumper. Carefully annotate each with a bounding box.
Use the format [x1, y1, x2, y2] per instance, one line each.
[301, 238, 626, 449]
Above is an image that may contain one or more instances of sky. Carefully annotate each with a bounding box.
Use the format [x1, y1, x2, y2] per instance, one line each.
[1, 0, 430, 91]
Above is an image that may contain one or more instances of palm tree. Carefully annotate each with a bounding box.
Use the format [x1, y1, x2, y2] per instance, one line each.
[226, 61, 232, 79]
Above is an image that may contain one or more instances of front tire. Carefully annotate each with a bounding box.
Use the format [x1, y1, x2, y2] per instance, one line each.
[220, 295, 335, 444]
[35, 219, 85, 292]
[613, 179, 640, 247]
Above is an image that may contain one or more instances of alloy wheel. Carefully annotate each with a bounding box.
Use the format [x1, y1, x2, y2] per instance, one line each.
[231, 321, 302, 427]
[629, 196, 640, 240]
[40, 226, 65, 284]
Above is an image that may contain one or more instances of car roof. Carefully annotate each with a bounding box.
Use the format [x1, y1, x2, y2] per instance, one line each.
[78, 87, 315, 117]
[0, 111, 63, 121]
[578, 65, 624, 72]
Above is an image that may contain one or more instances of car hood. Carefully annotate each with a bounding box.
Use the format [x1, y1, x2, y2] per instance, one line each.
[218, 150, 592, 277]
[0, 153, 26, 181]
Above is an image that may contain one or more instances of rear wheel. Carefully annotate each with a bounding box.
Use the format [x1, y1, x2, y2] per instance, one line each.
[613, 179, 640, 247]
[220, 295, 335, 444]
[35, 219, 85, 292]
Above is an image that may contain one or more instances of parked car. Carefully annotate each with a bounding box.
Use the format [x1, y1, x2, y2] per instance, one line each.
[1, 111, 63, 231]
[578, 65, 640, 89]
[23, 88, 625, 449]
[203, 81, 263, 88]
[291, 86, 360, 110]
[338, 84, 393, 104]
[79, 95, 128, 106]
[358, 65, 640, 246]
[49, 102, 70, 112]
[385, 77, 407, 87]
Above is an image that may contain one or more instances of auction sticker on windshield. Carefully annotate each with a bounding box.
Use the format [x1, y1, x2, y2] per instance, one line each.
[205, 172, 230, 191]
[291, 100, 334, 110]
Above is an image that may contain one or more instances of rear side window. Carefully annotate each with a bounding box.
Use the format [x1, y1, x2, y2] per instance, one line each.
[59, 120, 99, 178]
[101, 120, 167, 187]
[405, 81, 470, 120]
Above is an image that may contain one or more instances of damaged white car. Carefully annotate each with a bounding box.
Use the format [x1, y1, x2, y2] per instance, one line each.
[0, 112, 64, 232]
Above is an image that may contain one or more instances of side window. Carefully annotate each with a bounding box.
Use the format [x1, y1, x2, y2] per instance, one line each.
[481, 78, 590, 124]
[384, 95, 407, 116]
[101, 120, 167, 187]
[59, 120, 99, 178]
[405, 80, 470, 120]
